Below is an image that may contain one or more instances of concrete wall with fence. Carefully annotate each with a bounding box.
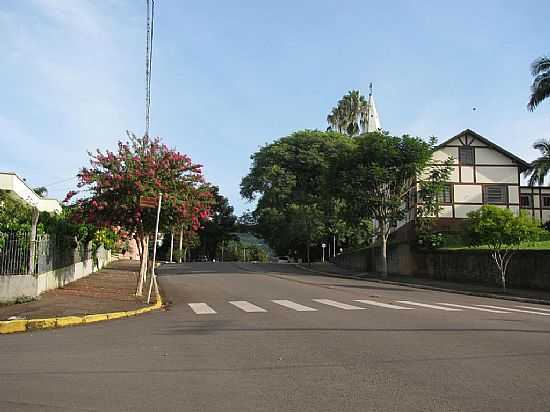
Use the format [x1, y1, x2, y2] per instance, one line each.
[0, 233, 114, 302]
[334, 243, 550, 291]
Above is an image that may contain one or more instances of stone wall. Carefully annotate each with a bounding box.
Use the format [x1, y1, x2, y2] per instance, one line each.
[334, 244, 550, 291]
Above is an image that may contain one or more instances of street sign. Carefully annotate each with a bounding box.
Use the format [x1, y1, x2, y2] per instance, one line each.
[140, 196, 158, 209]
[322, 243, 326, 248]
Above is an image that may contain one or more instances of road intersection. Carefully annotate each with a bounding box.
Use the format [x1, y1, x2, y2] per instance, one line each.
[2, 262, 550, 411]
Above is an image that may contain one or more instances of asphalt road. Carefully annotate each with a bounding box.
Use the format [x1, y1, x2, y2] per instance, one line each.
[2, 262, 550, 412]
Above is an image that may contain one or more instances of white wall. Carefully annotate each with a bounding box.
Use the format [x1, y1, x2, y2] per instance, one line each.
[475, 148, 515, 165]
[0, 172, 62, 212]
[0, 251, 113, 303]
[476, 166, 518, 184]
[454, 185, 482, 203]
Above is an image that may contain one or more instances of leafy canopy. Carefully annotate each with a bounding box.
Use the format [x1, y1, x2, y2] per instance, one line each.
[241, 130, 355, 256]
[341, 132, 435, 234]
[466, 205, 543, 250]
[67, 133, 213, 238]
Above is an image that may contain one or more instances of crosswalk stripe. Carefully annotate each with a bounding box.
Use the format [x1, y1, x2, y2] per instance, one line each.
[476, 305, 550, 316]
[188, 303, 216, 314]
[354, 300, 414, 310]
[395, 301, 462, 311]
[313, 299, 366, 310]
[436, 303, 510, 313]
[516, 305, 550, 312]
[271, 300, 318, 312]
[229, 301, 267, 313]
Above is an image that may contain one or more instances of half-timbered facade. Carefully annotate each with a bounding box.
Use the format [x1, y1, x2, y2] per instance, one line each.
[395, 129, 549, 238]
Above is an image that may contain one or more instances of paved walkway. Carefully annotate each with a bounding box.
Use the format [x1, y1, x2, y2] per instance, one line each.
[305, 262, 550, 303]
[0, 260, 149, 320]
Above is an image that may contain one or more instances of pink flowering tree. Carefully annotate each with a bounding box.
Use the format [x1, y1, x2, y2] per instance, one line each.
[66, 133, 213, 295]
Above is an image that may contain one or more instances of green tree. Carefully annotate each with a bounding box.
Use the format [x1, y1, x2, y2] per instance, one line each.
[525, 139, 550, 186]
[466, 206, 543, 290]
[340, 132, 435, 276]
[68, 133, 212, 295]
[528, 55, 550, 111]
[33, 187, 48, 197]
[241, 130, 352, 262]
[195, 185, 237, 259]
[416, 158, 454, 248]
[327, 90, 368, 137]
[0, 191, 34, 234]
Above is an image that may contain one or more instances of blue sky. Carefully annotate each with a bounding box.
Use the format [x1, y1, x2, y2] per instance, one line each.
[1, 0, 549, 214]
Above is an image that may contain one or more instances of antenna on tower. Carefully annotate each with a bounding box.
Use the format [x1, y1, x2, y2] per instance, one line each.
[369, 82, 373, 97]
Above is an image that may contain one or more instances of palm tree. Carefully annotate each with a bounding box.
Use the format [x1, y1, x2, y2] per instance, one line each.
[327, 90, 368, 137]
[528, 56, 550, 111]
[326, 106, 346, 134]
[525, 139, 550, 185]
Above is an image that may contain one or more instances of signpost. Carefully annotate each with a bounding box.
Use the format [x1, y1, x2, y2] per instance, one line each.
[141, 194, 162, 304]
[321, 243, 326, 262]
[139, 196, 158, 209]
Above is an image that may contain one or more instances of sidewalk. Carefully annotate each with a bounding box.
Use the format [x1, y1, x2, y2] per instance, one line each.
[298, 262, 550, 305]
[0, 260, 156, 321]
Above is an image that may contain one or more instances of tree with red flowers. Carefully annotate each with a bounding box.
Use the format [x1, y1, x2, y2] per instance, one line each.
[66, 133, 212, 295]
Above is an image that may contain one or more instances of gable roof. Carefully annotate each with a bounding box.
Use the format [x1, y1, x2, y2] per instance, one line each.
[436, 129, 530, 170]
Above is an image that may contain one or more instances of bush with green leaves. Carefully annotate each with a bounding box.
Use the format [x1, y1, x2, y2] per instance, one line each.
[465, 205, 544, 290]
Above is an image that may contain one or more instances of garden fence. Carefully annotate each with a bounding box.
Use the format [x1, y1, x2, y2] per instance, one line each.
[0, 232, 94, 276]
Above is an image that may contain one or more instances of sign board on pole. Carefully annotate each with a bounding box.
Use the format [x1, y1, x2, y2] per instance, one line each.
[322, 243, 326, 248]
[140, 196, 158, 209]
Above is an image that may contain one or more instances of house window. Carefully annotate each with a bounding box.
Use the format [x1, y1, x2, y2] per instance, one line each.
[543, 195, 550, 208]
[520, 195, 532, 207]
[484, 185, 507, 204]
[437, 184, 452, 204]
[459, 147, 475, 165]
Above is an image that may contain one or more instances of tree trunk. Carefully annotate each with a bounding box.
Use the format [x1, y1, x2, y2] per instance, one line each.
[169, 230, 174, 263]
[136, 236, 149, 296]
[492, 251, 508, 292]
[28, 208, 39, 275]
[307, 242, 311, 267]
[178, 228, 183, 263]
[379, 220, 388, 277]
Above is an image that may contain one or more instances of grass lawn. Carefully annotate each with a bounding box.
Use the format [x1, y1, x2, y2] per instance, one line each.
[440, 232, 550, 251]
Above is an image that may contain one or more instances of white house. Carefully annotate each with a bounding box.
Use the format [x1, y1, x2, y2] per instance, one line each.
[0, 172, 61, 213]
[396, 129, 547, 238]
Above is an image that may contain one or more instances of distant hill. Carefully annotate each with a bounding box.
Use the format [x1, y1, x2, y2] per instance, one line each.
[232, 232, 275, 257]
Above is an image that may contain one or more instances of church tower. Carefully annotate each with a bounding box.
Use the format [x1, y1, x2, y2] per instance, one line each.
[365, 83, 381, 133]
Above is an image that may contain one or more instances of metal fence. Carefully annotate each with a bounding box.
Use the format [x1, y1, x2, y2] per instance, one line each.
[0, 232, 94, 276]
[0, 232, 32, 275]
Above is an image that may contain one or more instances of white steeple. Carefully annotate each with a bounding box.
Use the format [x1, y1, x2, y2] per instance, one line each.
[365, 83, 381, 133]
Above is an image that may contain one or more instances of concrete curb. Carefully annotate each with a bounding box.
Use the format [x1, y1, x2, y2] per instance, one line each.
[294, 264, 550, 306]
[0, 293, 163, 335]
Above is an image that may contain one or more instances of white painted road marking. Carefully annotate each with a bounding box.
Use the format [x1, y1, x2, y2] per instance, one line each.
[516, 305, 550, 312]
[476, 305, 550, 316]
[396, 301, 462, 311]
[271, 300, 318, 311]
[229, 301, 267, 313]
[436, 303, 510, 313]
[188, 303, 217, 314]
[354, 300, 414, 310]
[313, 299, 366, 310]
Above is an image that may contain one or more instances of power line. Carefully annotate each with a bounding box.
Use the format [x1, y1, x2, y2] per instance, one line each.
[41, 176, 78, 188]
[144, 0, 155, 137]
